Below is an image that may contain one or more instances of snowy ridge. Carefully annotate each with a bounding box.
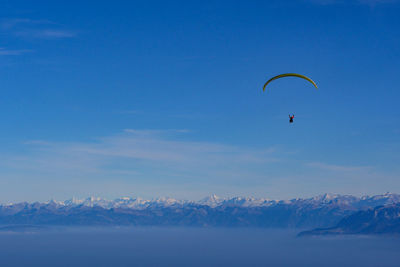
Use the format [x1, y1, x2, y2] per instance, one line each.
[4, 192, 398, 210]
[0, 193, 399, 229]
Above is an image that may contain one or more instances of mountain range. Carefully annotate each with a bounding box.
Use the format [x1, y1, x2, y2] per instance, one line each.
[1, 193, 399, 232]
[299, 203, 400, 236]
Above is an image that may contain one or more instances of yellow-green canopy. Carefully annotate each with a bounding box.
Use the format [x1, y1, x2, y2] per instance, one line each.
[263, 73, 318, 91]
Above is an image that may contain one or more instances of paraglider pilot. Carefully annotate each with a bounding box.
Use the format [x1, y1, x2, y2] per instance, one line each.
[289, 114, 294, 123]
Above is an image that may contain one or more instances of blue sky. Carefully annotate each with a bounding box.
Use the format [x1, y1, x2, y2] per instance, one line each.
[0, 0, 399, 202]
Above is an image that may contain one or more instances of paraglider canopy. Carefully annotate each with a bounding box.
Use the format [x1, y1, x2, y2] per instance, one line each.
[263, 73, 318, 91]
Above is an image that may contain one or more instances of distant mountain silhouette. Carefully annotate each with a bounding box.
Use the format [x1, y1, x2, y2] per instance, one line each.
[1, 193, 399, 230]
[299, 203, 400, 236]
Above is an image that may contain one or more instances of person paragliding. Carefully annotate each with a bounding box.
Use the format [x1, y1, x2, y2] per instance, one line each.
[289, 114, 294, 123]
[263, 73, 318, 123]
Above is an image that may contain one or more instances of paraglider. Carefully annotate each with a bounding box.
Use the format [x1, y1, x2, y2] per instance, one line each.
[262, 73, 318, 91]
[262, 73, 317, 124]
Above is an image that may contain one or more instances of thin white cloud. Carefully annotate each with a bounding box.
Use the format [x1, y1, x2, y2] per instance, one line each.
[66, 129, 276, 164]
[1, 18, 76, 39]
[38, 29, 76, 38]
[0, 18, 54, 29]
[15, 29, 76, 39]
[123, 129, 191, 135]
[358, 0, 399, 4]
[306, 162, 372, 172]
[307, 0, 399, 5]
[23, 140, 53, 146]
[117, 110, 141, 115]
[0, 48, 32, 56]
[0, 18, 35, 30]
[1, 130, 279, 181]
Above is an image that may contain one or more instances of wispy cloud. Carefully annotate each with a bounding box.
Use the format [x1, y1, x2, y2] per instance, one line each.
[66, 129, 276, 165]
[23, 140, 53, 146]
[123, 129, 191, 135]
[358, 0, 399, 4]
[0, 48, 32, 56]
[1, 18, 76, 39]
[306, 162, 372, 172]
[15, 29, 76, 39]
[2, 130, 279, 182]
[307, 0, 399, 5]
[0, 18, 54, 30]
[116, 110, 141, 115]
